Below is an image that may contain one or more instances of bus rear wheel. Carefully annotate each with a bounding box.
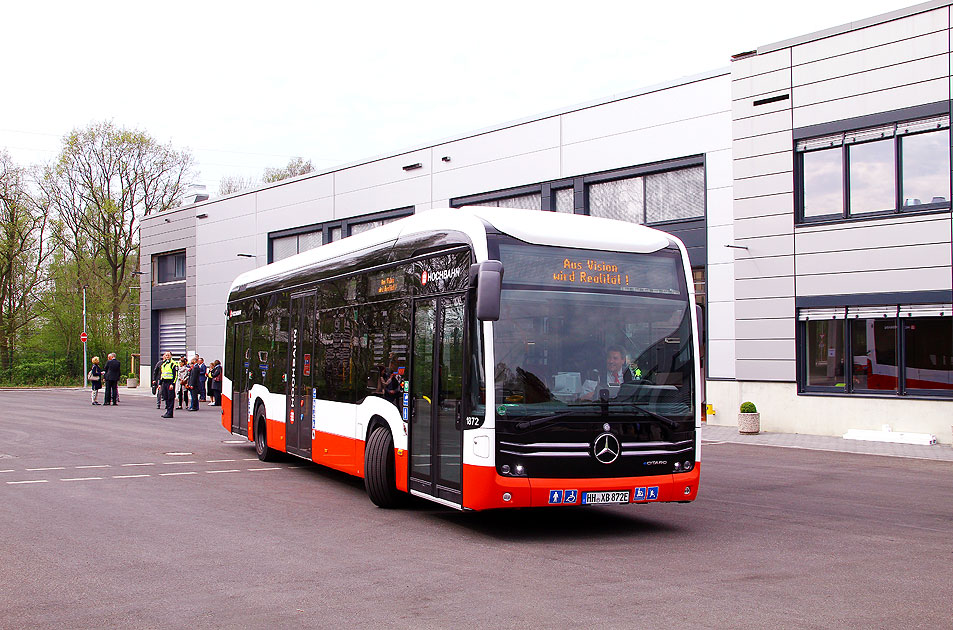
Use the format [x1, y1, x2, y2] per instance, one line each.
[254, 406, 278, 462]
[364, 426, 403, 508]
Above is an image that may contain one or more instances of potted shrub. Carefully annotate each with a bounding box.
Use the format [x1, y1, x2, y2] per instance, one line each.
[738, 401, 760, 434]
[126, 372, 139, 388]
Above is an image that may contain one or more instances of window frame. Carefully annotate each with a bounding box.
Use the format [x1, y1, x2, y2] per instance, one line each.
[795, 105, 951, 225]
[267, 206, 413, 263]
[798, 303, 953, 399]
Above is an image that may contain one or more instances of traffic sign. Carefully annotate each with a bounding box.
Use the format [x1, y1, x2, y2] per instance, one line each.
[80, 332, 88, 343]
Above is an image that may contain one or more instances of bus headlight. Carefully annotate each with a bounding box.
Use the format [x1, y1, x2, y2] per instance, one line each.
[501, 464, 511, 475]
[673, 462, 682, 471]
[515, 464, 524, 476]
[683, 460, 693, 472]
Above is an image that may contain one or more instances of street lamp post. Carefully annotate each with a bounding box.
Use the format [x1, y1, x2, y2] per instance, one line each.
[82, 285, 88, 389]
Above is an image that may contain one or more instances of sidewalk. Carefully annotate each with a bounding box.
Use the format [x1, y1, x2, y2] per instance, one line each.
[703, 423, 953, 462]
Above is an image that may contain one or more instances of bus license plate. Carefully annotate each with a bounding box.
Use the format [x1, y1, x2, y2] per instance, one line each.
[582, 491, 630, 504]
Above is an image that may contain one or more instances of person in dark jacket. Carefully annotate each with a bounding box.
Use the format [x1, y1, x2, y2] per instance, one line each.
[152, 356, 165, 409]
[89, 356, 103, 405]
[197, 357, 208, 402]
[187, 357, 201, 411]
[103, 353, 121, 406]
[208, 360, 222, 406]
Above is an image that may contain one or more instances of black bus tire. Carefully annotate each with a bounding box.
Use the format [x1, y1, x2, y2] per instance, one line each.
[255, 406, 278, 462]
[364, 426, 403, 508]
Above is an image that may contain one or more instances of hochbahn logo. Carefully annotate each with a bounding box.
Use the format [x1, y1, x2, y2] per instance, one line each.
[420, 267, 460, 286]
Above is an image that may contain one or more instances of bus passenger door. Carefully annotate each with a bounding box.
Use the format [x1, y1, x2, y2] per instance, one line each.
[231, 321, 252, 436]
[409, 295, 465, 505]
[287, 293, 314, 458]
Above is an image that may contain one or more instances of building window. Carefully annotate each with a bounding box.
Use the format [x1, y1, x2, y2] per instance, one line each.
[155, 251, 186, 284]
[272, 230, 322, 263]
[472, 193, 542, 210]
[799, 304, 952, 397]
[268, 207, 413, 263]
[797, 115, 950, 222]
[451, 158, 705, 226]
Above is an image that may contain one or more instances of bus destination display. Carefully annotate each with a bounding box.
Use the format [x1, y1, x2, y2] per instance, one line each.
[498, 244, 682, 295]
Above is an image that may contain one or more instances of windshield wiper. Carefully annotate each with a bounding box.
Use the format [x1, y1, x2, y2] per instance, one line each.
[626, 402, 681, 429]
[513, 409, 594, 431]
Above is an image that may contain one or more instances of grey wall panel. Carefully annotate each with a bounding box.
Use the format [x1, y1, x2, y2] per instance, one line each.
[735, 255, 794, 280]
[732, 94, 793, 121]
[735, 318, 795, 340]
[797, 243, 952, 275]
[736, 276, 795, 300]
[794, 56, 949, 107]
[433, 118, 560, 172]
[733, 68, 791, 100]
[790, 8, 948, 66]
[432, 149, 560, 202]
[733, 110, 794, 141]
[733, 152, 792, 180]
[736, 339, 796, 360]
[797, 266, 953, 296]
[734, 213, 794, 240]
[735, 296, 795, 320]
[735, 359, 795, 381]
[793, 79, 950, 128]
[733, 131, 793, 160]
[731, 49, 791, 82]
[334, 150, 431, 195]
[256, 174, 334, 212]
[734, 192, 794, 219]
[151, 283, 186, 310]
[793, 31, 949, 87]
[733, 172, 794, 200]
[795, 215, 953, 253]
[734, 234, 795, 257]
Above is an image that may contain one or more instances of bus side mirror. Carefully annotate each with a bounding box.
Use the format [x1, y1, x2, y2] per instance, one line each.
[470, 261, 503, 321]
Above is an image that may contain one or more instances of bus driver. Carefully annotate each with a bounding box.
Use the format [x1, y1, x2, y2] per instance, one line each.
[581, 345, 639, 400]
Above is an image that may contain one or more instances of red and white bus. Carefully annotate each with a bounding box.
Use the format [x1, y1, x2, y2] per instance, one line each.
[221, 207, 701, 510]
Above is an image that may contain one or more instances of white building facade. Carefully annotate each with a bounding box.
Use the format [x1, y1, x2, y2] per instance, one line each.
[141, 0, 952, 442]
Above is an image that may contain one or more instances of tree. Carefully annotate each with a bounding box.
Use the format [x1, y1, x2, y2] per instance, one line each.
[0, 151, 53, 371]
[218, 174, 257, 196]
[41, 121, 194, 346]
[262, 156, 314, 183]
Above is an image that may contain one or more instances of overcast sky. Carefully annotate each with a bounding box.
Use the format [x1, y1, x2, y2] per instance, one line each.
[2, 0, 919, 194]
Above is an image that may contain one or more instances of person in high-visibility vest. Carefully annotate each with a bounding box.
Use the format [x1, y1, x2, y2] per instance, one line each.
[159, 351, 176, 418]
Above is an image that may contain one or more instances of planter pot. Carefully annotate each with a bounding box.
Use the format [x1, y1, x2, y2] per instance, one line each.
[738, 412, 760, 435]
[126, 378, 139, 388]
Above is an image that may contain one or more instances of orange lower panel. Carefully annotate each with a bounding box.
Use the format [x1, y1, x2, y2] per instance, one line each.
[221, 395, 232, 432]
[311, 430, 359, 476]
[462, 463, 700, 510]
[266, 418, 286, 452]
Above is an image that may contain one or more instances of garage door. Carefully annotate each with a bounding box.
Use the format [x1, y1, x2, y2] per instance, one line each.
[158, 308, 187, 358]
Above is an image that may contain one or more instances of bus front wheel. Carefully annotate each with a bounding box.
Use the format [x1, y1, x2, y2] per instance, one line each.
[364, 426, 403, 508]
[255, 407, 278, 462]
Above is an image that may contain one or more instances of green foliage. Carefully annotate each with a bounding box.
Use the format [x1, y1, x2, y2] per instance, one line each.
[263, 156, 314, 183]
[740, 401, 758, 414]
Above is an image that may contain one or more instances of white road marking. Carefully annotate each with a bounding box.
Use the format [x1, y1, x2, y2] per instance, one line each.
[205, 469, 240, 474]
[26, 467, 65, 471]
[242, 458, 258, 461]
[7, 480, 48, 485]
[113, 474, 150, 479]
[206, 459, 236, 463]
[159, 471, 198, 476]
[247, 467, 282, 471]
[76, 465, 111, 469]
[62, 477, 103, 482]
[162, 461, 196, 465]
[0, 469, 14, 474]
[121, 463, 155, 467]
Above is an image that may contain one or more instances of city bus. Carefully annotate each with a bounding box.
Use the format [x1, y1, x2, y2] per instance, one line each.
[221, 207, 701, 510]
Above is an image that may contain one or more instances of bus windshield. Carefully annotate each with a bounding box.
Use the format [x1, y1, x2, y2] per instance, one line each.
[492, 244, 694, 421]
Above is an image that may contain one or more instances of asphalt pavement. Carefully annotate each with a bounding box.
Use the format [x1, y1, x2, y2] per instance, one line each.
[1, 387, 950, 630]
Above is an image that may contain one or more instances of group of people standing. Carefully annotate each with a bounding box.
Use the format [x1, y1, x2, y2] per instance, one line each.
[153, 352, 222, 418]
[87, 353, 122, 406]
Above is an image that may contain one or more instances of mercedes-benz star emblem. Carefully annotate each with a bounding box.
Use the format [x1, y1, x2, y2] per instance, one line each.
[592, 432, 621, 464]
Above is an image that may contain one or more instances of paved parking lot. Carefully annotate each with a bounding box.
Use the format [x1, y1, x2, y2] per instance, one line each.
[1, 388, 951, 629]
